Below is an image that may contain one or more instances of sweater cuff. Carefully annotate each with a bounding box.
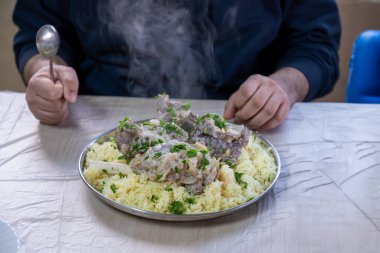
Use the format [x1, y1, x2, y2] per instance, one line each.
[17, 45, 38, 74]
[277, 56, 323, 102]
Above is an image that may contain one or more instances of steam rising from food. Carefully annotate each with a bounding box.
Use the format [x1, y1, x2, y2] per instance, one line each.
[102, 0, 221, 98]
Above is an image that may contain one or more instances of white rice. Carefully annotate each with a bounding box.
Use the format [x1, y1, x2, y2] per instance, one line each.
[83, 135, 277, 214]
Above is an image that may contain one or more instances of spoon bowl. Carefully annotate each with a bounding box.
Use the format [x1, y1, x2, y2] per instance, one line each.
[36, 25, 60, 81]
[36, 25, 60, 57]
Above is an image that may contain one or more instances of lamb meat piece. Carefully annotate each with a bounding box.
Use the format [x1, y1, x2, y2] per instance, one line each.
[116, 118, 161, 155]
[116, 117, 188, 157]
[115, 117, 141, 155]
[130, 140, 218, 194]
[190, 113, 250, 163]
[156, 94, 197, 133]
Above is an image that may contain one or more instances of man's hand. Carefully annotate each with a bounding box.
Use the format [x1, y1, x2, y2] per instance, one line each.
[224, 68, 309, 131]
[25, 63, 79, 125]
[224, 74, 290, 130]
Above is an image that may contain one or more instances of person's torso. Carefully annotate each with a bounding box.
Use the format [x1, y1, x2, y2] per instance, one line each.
[68, 0, 288, 98]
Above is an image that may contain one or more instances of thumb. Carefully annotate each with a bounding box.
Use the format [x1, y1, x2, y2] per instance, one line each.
[56, 66, 79, 103]
[223, 99, 236, 120]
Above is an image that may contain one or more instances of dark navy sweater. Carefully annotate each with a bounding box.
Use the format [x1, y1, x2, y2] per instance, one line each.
[13, 0, 341, 100]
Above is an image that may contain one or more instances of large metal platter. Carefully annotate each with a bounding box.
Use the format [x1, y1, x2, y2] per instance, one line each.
[79, 125, 281, 221]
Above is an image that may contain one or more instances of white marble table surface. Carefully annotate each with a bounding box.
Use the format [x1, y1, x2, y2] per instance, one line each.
[0, 91, 379, 253]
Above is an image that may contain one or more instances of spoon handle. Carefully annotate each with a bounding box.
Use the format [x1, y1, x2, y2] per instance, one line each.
[49, 57, 55, 82]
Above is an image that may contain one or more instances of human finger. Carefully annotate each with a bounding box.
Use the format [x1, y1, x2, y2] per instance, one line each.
[25, 88, 67, 113]
[34, 96, 67, 113]
[34, 104, 69, 125]
[224, 75, 262, 119]
[243, 93, 283, 130]
[28, 74, 64, 101]
[259, 102, 290, 131]
[223, 98, 237, 120]
[235, 83, 273, 122]
[55, 66, 79, 103]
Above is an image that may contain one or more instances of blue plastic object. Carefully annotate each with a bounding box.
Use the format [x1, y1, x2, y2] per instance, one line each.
[346, 30, 380, 103]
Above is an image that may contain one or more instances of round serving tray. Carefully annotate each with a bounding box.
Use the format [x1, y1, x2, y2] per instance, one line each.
[79, 125, 281, 221]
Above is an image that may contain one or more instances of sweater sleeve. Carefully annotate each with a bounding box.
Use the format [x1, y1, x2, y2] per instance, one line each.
[13, 0, 80, 75]
[274, 0, 341, 101]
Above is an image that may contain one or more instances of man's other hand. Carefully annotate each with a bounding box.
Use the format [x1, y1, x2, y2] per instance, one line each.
[224, 74, 291, 131]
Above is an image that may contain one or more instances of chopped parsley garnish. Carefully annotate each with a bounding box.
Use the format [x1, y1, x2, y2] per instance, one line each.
[150, 195, 159, 203]
[200, 149, 209, 155]
[196, 113, 211, 125]
[168, 201, 185, 215]
[197, 148, 210, 170]
[196, 113, 227, 130]
[200, 157, 209, 170]
[225, 159, 236, 168]
[183, 102, 191, 111]
[164, 185, 173, 191]
[153, 152, 162, 159]
[234, 172, 243, 183]
[164, 122, 183, 136]
[184, 197, 196, 204]
[166, 106, 176, 117]
[234, 172, 248, 189]
[186, 149, 198, 158]
[99, 181, 106, 193]
[102, 169, 108, 174]
[166, 106, 175, 116]
[170, 144, 188, 153]
[118, 117, 136, 131]
[174, 166, 180, 173]
[130, 139, 150, 154]
[151, 139, 164, 147]
[118, 154, 126, 160]
[142, 121, 156, 127]
[144, 155, 149, 160]
[129, 137, 164, 158]
[212, 114, 227, 129]
[156, 174, 163, 181]
[119, 172, 126, 178]
[110, 184, 118, 193]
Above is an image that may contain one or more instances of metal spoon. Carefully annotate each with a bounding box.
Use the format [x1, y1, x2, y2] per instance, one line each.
[36, 25, 60, 82]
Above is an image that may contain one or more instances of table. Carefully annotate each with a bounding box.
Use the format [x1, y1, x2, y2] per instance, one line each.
[1, 91, 379, 253]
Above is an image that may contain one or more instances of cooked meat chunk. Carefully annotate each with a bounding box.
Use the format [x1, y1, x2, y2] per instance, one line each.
[116, 117, 188, 157]
[190, 113, 250, 163]
[130, 140, 218, 194]
[114, 95, 251, 194]
[157, 94, 197, 133]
